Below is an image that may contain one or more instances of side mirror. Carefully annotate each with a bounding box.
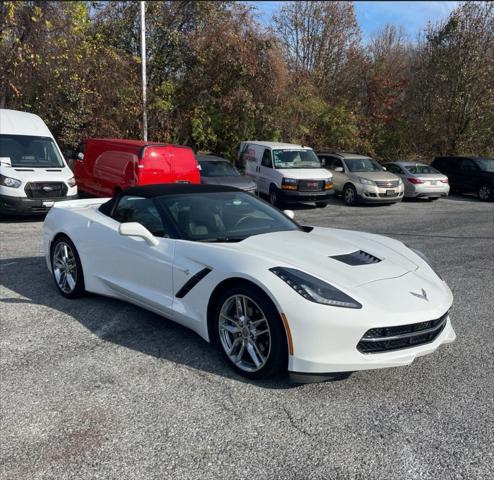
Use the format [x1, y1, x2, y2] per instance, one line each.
[77, 152, 84, 161]
[284, 209, 295, 219]
[119, 222, 159, 246]
[335, 166, 344, 173]
[382, 166, 387, 171]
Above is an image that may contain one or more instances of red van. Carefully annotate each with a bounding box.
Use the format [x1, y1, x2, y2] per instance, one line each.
[72, 139, 200, 197]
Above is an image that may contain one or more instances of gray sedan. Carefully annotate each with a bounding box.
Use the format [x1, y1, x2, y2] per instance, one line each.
[384, 161, 450, 200]
[198, 154, 257, 193]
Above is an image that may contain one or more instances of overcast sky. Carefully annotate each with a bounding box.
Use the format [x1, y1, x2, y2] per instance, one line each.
[245, 1, 460, 42]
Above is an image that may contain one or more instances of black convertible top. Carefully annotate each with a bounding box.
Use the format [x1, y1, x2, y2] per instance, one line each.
[98, 183, 242, 216]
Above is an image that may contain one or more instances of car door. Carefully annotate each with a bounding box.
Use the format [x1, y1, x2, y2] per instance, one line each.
[257, 148, 273, 195]
[459, 158, 480, 193]
[89, 195, 176, 316]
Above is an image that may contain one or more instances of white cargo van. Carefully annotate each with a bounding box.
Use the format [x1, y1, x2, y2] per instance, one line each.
[0, 109, 77, 215]
[237, 141, 334, 207]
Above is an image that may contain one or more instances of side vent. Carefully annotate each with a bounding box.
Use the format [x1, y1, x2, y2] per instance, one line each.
[331, 250, 381, 266]
[175, 268, 212, 298]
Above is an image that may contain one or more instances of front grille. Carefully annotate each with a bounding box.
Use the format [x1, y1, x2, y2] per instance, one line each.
[357, 312, 448, 353]
[24, 182, 68, 199]
[298, 180, 324, 192]
[331, 250, 381, 266]
[375, 180, 400, 188]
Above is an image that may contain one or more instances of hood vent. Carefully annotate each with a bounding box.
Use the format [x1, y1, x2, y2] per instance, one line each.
[14, 168, 35, 172]
[331, 250, 381, 266]
[46, 169, 62, 172]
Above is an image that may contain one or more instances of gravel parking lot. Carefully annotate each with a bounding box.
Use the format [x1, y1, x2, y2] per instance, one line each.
[1, 195, 493, 480]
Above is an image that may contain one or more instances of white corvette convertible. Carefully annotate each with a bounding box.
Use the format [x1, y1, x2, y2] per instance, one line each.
[43, 184, 455, 381]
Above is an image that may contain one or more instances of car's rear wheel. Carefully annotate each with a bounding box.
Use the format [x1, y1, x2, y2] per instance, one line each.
[51, 236, 85, 298]
[215, 286, 287, 379]
[478, 184, 492, 202]
[343, 184, 358, 206]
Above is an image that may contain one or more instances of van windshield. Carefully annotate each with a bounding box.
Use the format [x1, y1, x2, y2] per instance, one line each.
[0, 134, 65, 168]
[272, 149, 322, 169]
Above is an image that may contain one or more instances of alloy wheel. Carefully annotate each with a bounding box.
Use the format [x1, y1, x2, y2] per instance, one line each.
[218, 294, 271, 372]
[52, 241, 78, 294]
[344, 186, 356, 205]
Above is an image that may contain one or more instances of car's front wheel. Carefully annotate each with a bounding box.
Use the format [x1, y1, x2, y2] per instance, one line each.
[51, 235, 85, 298]
[269, 185, 283, 208]
[343, 184, 358, 206]
[215, 286, 287, 379]
[478, 184, 493, 202]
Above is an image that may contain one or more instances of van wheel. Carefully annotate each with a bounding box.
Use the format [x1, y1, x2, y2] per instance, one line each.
[343, 184, 358, 206]
[478, 184, 492, 201]
[269, 186, 283, 208]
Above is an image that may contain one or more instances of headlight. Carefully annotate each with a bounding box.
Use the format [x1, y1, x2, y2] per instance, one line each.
[0, 174, 22, 188]
[270, 267, 362, 309]
[407, 246, 443, 279]
[358, 177, 375, 186]
[324, 178, 333, 190]
[67, 176, 77, 187]
[281, 178, 298, 190]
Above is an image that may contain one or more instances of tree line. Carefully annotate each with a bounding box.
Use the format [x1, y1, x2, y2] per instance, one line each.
[1, 1, 493, 161]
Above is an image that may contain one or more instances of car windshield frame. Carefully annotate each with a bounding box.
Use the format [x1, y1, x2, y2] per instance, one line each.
[156, 191, 300, 242]
[272, 149, 322, 169]
[476, 158, 494, 172]
[199, 160, 241, 177]
[344, 157, 384, 173]
[0, 134, 65, 168]
[404, 165, 440, 175]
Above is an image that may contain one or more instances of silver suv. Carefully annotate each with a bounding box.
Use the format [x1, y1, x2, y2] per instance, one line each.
[317, 152, 404, 206]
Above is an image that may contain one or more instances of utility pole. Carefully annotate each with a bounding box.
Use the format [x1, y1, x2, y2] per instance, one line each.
[140, 1, 148, 141]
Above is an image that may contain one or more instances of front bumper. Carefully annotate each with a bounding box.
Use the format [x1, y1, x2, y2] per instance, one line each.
[0, 194, 79, 215]
[355, 184, 404, 203]
[279, 188, 334, 203]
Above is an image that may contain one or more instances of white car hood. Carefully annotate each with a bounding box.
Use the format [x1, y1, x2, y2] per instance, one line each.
[276, 168, 332, 180]
[235, 227, 418, 288]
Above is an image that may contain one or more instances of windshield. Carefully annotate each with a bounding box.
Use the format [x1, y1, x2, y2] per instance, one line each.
[476, 158, 494, 172]
[199, 160, 240, 177]
[272, 149, 321, 169]
[405, 165, 440, 174]
[345, 158, 383, 172]
[0, 134, 65, 168]
[157, 192, 300, 242]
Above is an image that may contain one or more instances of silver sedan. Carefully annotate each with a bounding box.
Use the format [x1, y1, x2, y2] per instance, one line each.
[384, 162, 450, 200]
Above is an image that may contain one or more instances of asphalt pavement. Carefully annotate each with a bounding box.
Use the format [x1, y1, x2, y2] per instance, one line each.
[1, 194, 493, 480]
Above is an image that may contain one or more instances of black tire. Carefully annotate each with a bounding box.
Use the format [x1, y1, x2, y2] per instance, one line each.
[428, 197, 440, 201]
[213, 285, 288, 380]
[343, 184, 358, 206]
[269, 185, 283, 208]
[315, 201, 328, 208]
[478, 183, 493, 202]
[50, 235, 85, 299]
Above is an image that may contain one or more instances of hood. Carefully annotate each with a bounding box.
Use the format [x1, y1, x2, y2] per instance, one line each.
[276, 168, 332, 180]
[0, 164, 73, 182]
[349, 171, 399, 182]
[201, 176, 256, 190]
[231, 227, 418, 288]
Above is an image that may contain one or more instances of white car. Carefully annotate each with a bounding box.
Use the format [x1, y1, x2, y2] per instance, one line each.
[43, 184, 455, 381]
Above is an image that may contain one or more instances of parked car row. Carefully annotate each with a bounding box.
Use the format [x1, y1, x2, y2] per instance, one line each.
[1, 109, 493, 216]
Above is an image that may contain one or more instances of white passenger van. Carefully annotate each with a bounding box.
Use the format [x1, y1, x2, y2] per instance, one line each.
[0, 109, 77, 215]
[237, 141, 334, 207]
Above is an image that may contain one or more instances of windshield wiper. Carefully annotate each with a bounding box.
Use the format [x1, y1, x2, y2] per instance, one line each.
[198, 237, 245, 243]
